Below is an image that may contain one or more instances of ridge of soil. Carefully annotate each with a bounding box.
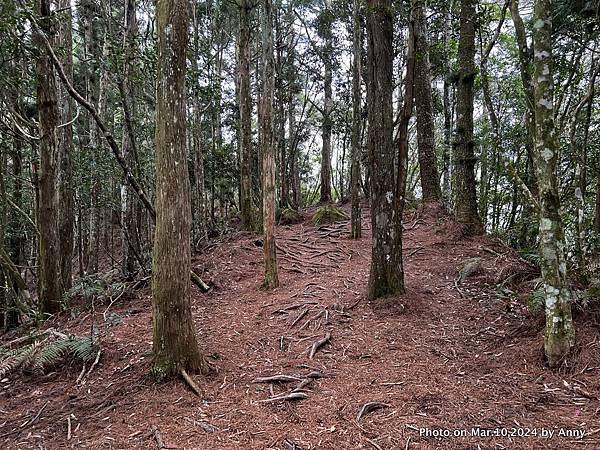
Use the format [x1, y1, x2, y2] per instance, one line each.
[2, 205, 599, 449]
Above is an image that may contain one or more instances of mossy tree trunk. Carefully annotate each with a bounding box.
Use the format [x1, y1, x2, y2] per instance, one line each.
[35, 0, 62, 316]
[350, 0, 362, 239]
[413, 0, 441, 203]
[152, 0, 205, 378]
[366, 0, 404, 299]
[454, 0, 482, 234]
[532, 0, 574, 367]
[261, 0, 279, 289]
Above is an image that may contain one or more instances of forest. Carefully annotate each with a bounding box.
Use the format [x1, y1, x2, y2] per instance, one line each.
[0, 0, 599, 448]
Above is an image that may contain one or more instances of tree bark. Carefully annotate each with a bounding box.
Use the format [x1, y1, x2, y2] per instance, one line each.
[239, 0, 255, 230]
[532, 0, 575, 367]
[35, 0, 62, 315]
[367, 0, 404, 299]
[318, 6, 334, 204]
[55, 0, 74, 293]
[454, 0, 482, 234]
[413, 0, 441, 203]
[261, 0, 279, 289]
[121, 0, 139, 280]
[350, 0, 362, 239]
[152, 0, 204, 378]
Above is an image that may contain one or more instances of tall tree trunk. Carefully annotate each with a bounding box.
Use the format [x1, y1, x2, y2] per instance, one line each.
[239, 0, 255, 230]
[35, 0, 62, 316]
[454, 0, 482, 234]
[261, 0, 279, 289]
[318, 6, 333, 204]
[121, 0, 138, 280]
[56, 0, 74, 293]
[191, 3, 207, 244]
[532, 0, 574, 367]
[350, 0, 362, 239]
[413, 0, 441, 203]
[366, 0, 404, 299]
[441, 11, 452, 202]
[152, 0, 204, 378]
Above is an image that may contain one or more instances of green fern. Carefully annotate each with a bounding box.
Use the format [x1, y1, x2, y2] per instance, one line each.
[527, 283, 546, 314]
[521, 252, 542, 268]
[0, 334, 97, 378]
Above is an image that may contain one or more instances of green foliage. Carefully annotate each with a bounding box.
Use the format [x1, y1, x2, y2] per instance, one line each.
[0, 333, 96, 378]
[527, 282, 545, 314]
[277, 207, 301, 225]
[311, 205, 349, 225]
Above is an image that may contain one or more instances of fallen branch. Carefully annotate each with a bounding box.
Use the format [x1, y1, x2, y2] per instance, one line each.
[180, 369, 203, 397]
[309, 332, 331, 359]
[356, 402, 390, 422]
[252, 374, 302, 383]
[257, 392, 308, 403]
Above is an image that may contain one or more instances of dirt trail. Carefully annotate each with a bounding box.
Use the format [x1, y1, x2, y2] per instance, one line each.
[1, 206, 599, 449]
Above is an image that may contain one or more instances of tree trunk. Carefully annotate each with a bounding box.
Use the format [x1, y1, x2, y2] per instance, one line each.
[152, 0, 204, 378]
[350, 0, 362, 239]
[121, 0, 139, 280]
[55, 0, 74, 293]
[35, 0, 62, 316]
[454, 0, 482, 234]
[532, 0, 575, 367]
[261, 0, 279, 289]
[366, 0, 404, 299]
[239, 0, 255, 230]
[191, 3, 207, 244]
[413, 0, 441, 203]
[318, 7, 334, 204]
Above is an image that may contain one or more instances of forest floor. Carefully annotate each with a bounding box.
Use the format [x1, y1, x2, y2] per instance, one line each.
[1, 204, 600, 450]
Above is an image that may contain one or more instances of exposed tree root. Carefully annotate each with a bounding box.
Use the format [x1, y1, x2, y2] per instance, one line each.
[309, 332, 331, 359]
[356, 401, 390, 421]
[180, 369, 203, 397]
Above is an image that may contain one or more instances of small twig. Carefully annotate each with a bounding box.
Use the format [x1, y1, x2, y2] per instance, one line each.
[85, 349, 102, 377]
[180, 369, 203, 397]
[356, 402, 390, 422]
[309, 332, 331, 359]
[76, 363, 87, 384]
[406, 247, 424, 258]
[67, 415, 72, 440]
[366, 437, 383, 450]
[453, 278, 465, 298]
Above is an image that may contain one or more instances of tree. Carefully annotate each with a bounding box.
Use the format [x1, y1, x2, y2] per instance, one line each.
[56, 0, 74, 292]
[121, 0, 140, 280]
[152, 0, 204, 378]
[35, 0, 62, 315]
[532, 0, 575, 366]
[366, 0, 404, 299]
[261, 0, 279, 289]
[413, 0, 441, 203]
[317, 4, 334, 203]
[454, 0, 482, 234]
[239, 0, 255, 231]
[350, 0, 362, 239]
